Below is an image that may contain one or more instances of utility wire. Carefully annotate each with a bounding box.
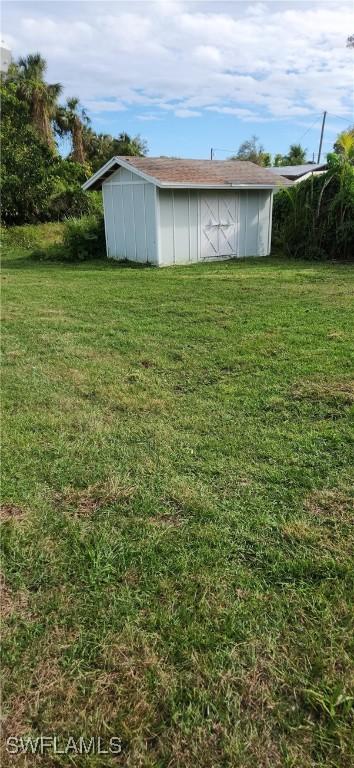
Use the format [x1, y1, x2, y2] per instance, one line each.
[327, 112, 352, 123]
[211, 110, 351, 161]
[297, 114, 322, 143]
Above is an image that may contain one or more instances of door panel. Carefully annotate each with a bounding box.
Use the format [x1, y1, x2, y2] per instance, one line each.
[200, 193, 238, 259]
[200, 195, 219, 259]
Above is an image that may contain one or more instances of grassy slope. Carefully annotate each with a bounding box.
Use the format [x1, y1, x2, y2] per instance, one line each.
[1, 225, 354, 767]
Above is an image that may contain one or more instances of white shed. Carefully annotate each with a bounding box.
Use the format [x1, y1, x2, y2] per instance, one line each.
[83, 157, 290, 267]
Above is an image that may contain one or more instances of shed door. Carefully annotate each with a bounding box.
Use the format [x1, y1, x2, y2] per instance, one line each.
[200, 193, 238, 259]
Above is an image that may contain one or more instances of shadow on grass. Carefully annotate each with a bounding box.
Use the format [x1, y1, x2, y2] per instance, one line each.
[2, 246, 153, 271]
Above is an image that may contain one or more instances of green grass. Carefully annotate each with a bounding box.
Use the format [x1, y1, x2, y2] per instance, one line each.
[1, 223, 354, 767]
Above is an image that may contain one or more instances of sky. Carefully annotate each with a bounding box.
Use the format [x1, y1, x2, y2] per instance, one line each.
[2, 0, 354, 161]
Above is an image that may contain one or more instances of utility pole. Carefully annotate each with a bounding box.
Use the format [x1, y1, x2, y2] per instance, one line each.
[317, 111, 327, 164]
[210, 148, 214, 160]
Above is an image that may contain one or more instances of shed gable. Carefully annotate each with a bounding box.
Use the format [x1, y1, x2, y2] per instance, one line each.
[103, 166, 145, 184]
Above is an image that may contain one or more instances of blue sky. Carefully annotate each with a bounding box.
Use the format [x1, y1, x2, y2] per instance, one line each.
[3, 1, 353, 161]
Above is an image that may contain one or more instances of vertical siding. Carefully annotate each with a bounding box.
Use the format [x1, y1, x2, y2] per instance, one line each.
[189, 191, 199, 262]
[145, 184, 158, 264]
[172, 192, 190, 263]
[102, 185, 116, 259]
[157, 189, 200, 265]
[112, 185, 126, 259]
[158, 187, 272, 263]
[257, 191, 271, 256]
[132, 185, 147, 261]
[121, 185, 136, 260]
[103, 178, 158, 264]
[244, 191, 259, 255]
[268, 192, 274, 255]
[158, 190, 174, 265]
[237, 190, 272, 257]
[103, 176, 272, 265]
[108, 167, 134, 183]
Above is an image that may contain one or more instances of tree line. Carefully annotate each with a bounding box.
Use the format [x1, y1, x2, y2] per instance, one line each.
[229, 135, 307, 167]
[1, 50, 353, 227]
[5, 52, 147, 170]
[0, 52, 148, 224]
[230, 133, 354, 167]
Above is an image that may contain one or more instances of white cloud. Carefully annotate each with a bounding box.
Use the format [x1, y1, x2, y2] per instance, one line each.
[193, 45, 221, 64]
[174, 108, 202, 118]
[3, 0, 353, 124]
[87, 100, 127, 113]
[207, 106, 258, 118]
[137, 113, 163, 121]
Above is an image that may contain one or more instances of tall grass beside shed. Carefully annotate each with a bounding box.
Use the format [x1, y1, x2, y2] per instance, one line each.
[273, 142, 354, 261]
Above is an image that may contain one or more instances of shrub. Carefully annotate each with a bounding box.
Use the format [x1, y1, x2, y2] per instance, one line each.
[1, 224, 40, 250]
[0, 82, 59, 225]
[0, 82, 100, 226]
[46, 161, 102, 221]
[62, 214, 106, 261]
[47, 187, 102, 221]
[30, 244, 69, 262]
[273, 152, 354, 261]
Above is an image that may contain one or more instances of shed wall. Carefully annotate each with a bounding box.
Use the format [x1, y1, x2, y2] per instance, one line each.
[238, 191, 272, 257]
[157, 188, 272, 265]
[158, 190, 199, 265]
[102, 169, 158, 264]
[102, 169, 273, 266]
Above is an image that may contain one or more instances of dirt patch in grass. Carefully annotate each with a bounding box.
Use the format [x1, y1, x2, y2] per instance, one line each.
[327, 330, 346, 340]
[281, 521, 317, 543]
[56, 478, 135, 516]
[1, 573, 29, 620]
[0, 504, 26, 522]
[239, 658, 276, 719]
[1, 657, 76, 767]
[304, 490, 353, 522]
[165, 726, 227, 768]
[1, 630, 173, 765]
[292, 380, 354, 407]
[194, 654, 287, 768]
[148, 515, 182, 528]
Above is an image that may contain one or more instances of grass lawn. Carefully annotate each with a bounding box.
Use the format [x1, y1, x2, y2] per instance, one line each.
[1, 224, 354, 767]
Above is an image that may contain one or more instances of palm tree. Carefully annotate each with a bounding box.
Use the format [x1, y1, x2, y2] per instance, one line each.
[336, 131, 354, 162]
[56, 97, 90, 164]
[11, 53, 62, 150]
[81, 129, 147, 172]
[333, 127, 354, 162]
[113, 132, 148, 157]
[285, 144, 307, 165]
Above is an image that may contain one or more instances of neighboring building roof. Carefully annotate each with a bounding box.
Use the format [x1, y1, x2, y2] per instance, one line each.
[83, 156, 292, 191]
[271, 163, 328, 180]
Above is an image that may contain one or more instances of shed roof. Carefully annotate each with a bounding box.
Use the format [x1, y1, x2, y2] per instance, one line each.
[83, 156, 292, 191]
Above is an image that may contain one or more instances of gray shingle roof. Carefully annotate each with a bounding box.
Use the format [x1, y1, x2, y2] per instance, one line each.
[84, 156, 292, 191]
[271, 163, 327, 178]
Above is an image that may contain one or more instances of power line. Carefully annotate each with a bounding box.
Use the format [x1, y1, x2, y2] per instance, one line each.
[297, 114, 322, 143]
[327, 112, 352, 123]
[210, 108, 351, 162]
